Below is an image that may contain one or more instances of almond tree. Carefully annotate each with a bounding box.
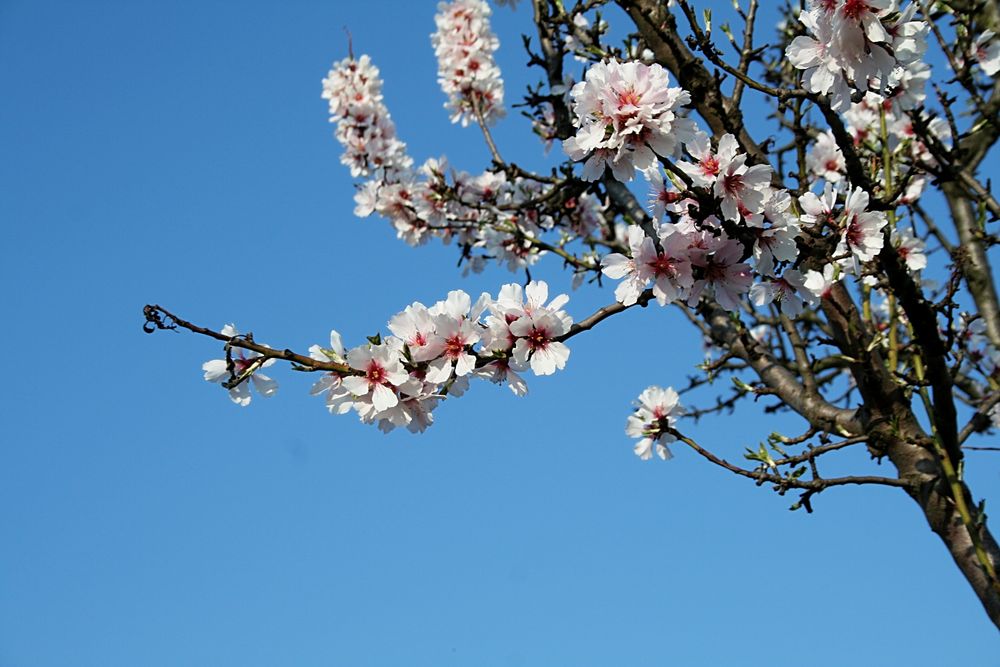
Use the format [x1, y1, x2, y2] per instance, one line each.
[144, 0, 1000, 629]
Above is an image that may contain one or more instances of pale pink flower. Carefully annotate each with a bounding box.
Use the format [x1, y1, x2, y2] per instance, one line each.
[836, 187, 887, 268]
[493, 280, 571, 321]
[202, 324, 278, 406]
[388, 302, 445, 362]
[602, 224, 694, 306]
[646, 168, 685, 220]
[747, 189, 801, 277]
[807, 131, 845, 183]
[688, 236, 753, 312]
[510, 310, 571, 376]
[893, 227, 927, 273]
[649, 226, 696, 305]
[804, 263, 840, 300]
[677, 131, 731, 188]
[564, 60, 695, 181]
[601, 225, 650, 306]
[432, 0, 505, 126]
[710, 138, 771, 222]
[749, 270, 813, 317]
[625, 386, 683, 461]
[308, 330, 354, 415]
[342, 342, 409, 413]
[972, 30, 1000, 76]
[427, 313, 481, 381]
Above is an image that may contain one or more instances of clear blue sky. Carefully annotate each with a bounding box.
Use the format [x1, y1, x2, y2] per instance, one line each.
[1, 1, 997, 664]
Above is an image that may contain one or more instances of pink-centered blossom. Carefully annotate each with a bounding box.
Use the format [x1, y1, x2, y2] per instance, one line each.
[486, 281, 573, 376]
[749, 269, 814, 317]
[342, 342, 409, 413]
[714, 151, 771, 222]
[509, 310, 571, 376]
[625, 385, 683, 460]
[564, 60, 695, 181]
[677, 131, 732, 188]
[683, 134, 771, 222]
[688, 235, 753, 312]
[893, 227, 927, 273]
[601, 224, 693, 306]
[389, 302, 446, 362]
[308, 330, 354, 415]
[836, 186, 887, 269]
[972, 30, 1000, 76]
[787, 1, 928, 111]
[806, 131, 846, 183]
[202, 324, 279, 406]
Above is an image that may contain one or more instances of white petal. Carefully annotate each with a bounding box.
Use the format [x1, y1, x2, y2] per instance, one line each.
[455, 353, 476, 377]
[341, 376, 370, 396]
[425, 357, 453, 384]
[252, 374, 278, 398]
[202, 359, 228, 383]
[227, 383, 252, 406]
[601, 254, 633, 279]
[371, 383, 398, 412]
[634, 438, 654, 460]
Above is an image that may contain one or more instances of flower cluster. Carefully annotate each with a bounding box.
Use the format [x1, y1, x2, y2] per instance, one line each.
[602, 222, 758, 313]
[595, 127, 813, 315]
[563, 60, 696, 181]
[323, 52, 603, 278]
[798, 184, 892, 298]
[625, 386, 683, 460]
[835, 91, 951, 206]
[581, 101, 899, 319]
[786, 1, 929, 111]
[321, 54, 412, 178]
[432, 0, 505, 127]
[317, 39, 932, 453]
[204, 282, 573, 434]
[676, 132, 772, 223]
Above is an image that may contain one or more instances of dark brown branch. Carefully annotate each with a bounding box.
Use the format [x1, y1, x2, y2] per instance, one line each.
[143, 305, 352, 374]
[672, 430, 909, 492]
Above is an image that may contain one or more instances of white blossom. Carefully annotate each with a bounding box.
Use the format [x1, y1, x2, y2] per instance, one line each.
[202, 324, 278, 406]
[626, 386, 683, 460]
[564, 60, 695, 181]
[432, 0, 505, 126]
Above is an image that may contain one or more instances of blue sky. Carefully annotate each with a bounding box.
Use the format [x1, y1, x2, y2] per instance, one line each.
[1, 1, 998, 664]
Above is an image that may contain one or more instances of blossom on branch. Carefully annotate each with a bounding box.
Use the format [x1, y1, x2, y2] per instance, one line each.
[837, 186, 887, 270]
[601, 224, 693, 307]
[807, 131, 846, 184]
[432, 0, 505, 126]
[626, 386, 683, 461]
[972, 29, 1000, 76]
[202, 324, 279, 406]
[322, 55, 412, 178]
[786, 1, 928, 111]
[309, 330, 355, 415]
[563, 60, 695, 181]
